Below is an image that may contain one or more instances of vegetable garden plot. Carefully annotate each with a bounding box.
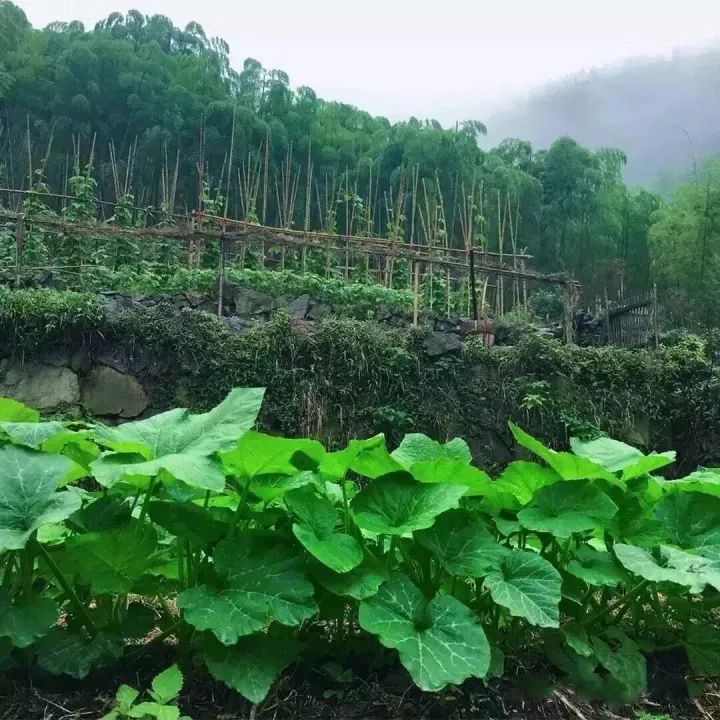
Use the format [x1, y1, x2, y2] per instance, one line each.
[0, 390, 718, 711]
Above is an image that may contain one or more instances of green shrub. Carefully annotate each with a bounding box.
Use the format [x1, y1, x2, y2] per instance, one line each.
[0, 287, 104, 353]
[0, 391, 717, 707]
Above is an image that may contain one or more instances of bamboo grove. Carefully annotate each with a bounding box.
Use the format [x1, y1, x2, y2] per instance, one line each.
[0, 2, 675, 312]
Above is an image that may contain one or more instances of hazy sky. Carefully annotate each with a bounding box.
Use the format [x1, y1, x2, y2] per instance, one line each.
[17, 0, 720, 124]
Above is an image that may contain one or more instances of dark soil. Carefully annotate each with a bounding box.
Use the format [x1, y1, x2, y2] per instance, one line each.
[0, 647, 717, 720]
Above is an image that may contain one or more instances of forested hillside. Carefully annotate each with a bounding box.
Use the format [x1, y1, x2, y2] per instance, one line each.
[0, 2, 718, 326]
[485, 45, 720, 189]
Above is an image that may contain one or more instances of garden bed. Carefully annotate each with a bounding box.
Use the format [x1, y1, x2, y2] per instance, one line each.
[2, 660, 717, 720]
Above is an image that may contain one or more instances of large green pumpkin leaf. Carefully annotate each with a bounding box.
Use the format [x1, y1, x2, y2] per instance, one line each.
[285, 485, 340, 533]
[510, 424, 623, 487]
[620, 454, 675, 481]
[358, 573, 490, 691]
[350, 442, 405, 479]
[491, 461, 560, 506]
[313, 554, 389, 600]
[248, 470, 323, 503]
[674, 468, 720, 498]
[65, 527, 157, 595]
[70, 495, 132, 533]
[43, 429, 100, 470]
[591, 632, 647, 705]
[409, 459, 493, 496]
[202, 634, 301, 704]
[566, 546, 626, 587]
[147, 501, 227, 546]
[570, 436, 675, 480]
[286, 487, 363, 573]
[0, 421, 66, 448]
[178, 539, 317, 643]
[391, 434, 490, 495]
[518, 481, 618, 538]
[178, 586, 268, 644]
[392, 434, 471, 466]
[292, 524, 362, 573]
[483, 550, 562, 628]
[546, 638, 606, 700]
[91, 388, 265, 490]
[318, 435, 402, 480]
[0, 591, 58, 648]
[86, 452, 151, 491]
[547, 630, 646, 705]
[684, 625, 720, 677]
[654, 493, 720, 560]
[608, 494, 666, 547]
[415, 509, 507, 577]
[351, 475, 466, 536]
[36, 629, 124, 678]
[222, 430, 325, 479]
[94, 452, 226, 493]
[562, 625, 594, 657]
[660, 546, 720, 591]
[0, 397, 39, 422]
[0, 446, 80, 550]
[614, 543, 719, 592]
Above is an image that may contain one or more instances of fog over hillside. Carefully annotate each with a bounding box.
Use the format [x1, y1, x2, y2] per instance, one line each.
[484, 43, 720, 188]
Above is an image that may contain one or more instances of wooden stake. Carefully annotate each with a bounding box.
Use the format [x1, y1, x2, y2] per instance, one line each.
[564, 284, 578, 345]
[604, 289, 611, 345]
[302, 140, 312, 273]
[412, 260, 420, 327]
[14, 218, 24, 288]
[653, 283, 659, 348]
[217, 231, 226, 318]
[262, 131, 269, 224]
[469, 246, 479, 323]
[26, 116, 32, 189]
[218, 103, 237, 318]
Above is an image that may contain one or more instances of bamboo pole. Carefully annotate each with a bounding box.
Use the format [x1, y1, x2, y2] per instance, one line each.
[604, 289, 612, 345]
[302, 141, 312, 273]
[262, 131, 269, 225]
[434, 174, 451, 318]
[409, 164, 419, 288]
[343, 167, 350, 279]
[469, 246, 479, 323]
[218, 102, 237, 318]
[653, 283, 659, 348]
[14, 218, 24, 288]
[412, 260, 420, 327]
[26, 116, 32, 190]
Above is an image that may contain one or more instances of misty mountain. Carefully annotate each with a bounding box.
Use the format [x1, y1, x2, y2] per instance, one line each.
[484, 43, 720, 188]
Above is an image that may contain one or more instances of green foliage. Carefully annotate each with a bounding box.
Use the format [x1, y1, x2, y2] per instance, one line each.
[101, 664, 191, 720]
[91, 387, 265, 490]
[0, 287, 103, 351]
[0, 389, 718, 708]
[0, 3, 663, 308]
[2, 298, 719, 479]
[649, 159, 720, 328]
[0, 445, 79, 549]
[358, 573, 490, 691]
[50, 267, 415, 315]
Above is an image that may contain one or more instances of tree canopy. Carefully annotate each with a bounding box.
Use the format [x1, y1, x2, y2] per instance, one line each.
[0, 3, 714, 323]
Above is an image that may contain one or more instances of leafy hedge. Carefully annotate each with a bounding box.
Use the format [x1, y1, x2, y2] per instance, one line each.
[0, 287, 103, 352]
[1, 290, 720, 473]
[0, 391, 718, 707]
